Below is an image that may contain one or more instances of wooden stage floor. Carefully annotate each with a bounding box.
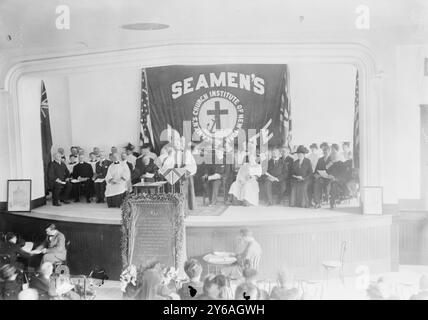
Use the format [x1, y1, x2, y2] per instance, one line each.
[26, 198, 363, 226]
[2, 198, 396, 280]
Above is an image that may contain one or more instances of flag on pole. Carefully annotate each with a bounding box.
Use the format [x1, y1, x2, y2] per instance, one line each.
[140, 69, 154, 148]
[279, 66, 292, 147]
[40, 80, 53, 195]
[353, 71, 360, 169]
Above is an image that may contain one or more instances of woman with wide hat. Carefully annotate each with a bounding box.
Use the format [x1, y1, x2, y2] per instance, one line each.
[290, 145, 313, 208]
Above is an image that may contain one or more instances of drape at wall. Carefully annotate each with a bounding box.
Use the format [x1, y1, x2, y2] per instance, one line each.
[40, 81, 53, 194]
[140, 64, 291, 152]
[353, 71, 360, 169]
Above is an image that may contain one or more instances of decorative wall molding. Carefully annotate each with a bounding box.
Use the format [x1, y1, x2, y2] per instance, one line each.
[0, 41, 385, 202]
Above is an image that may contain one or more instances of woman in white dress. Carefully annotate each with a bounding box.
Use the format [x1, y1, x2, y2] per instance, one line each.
[228, 155, 262, 206]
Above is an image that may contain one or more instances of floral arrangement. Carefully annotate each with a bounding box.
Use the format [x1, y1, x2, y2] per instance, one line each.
[120, 264, 138, 293]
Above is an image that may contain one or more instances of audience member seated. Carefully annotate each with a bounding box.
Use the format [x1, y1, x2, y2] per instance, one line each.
[71, 154, 94, 203]
[269, 269, 301, 300]
[29, 262, 57, 300]
[235, 282, 260, 300]
[366, 277, 399, 300]
[242, 268, 269, 299]
[105, 153, 130, 208]
[410, 275, 428, 300]
[263, 147, 288, 206]
[290, 145, 313, 208]
[228, 154, 262, 206]
[178, 258, 203, 300]
[199, 274, 222, 300]
[312, 142, 332, 208]
[200, 149, 232, 206]
[158, 266, 180, 299]
[132, 154, 159, 184]
[48, 153, 72, 206]
[137, 268, 168, 300]
[34, 224, 66, 266]
[94, 152, 111, 203]
[0, 264, 22, 300]
[0, 232, 32, 268]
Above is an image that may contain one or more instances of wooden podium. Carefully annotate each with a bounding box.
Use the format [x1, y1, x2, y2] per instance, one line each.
[121, 193, 186, 272]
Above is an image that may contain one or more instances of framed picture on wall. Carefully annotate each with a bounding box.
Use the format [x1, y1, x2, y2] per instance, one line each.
[363, 186, 383, 215]
[7, 179, 32, 212]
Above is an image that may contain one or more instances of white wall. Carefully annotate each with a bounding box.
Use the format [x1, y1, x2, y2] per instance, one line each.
[395, 45, 428, 201]
[67, 68, 141, 154]
[45, 76, 73, 152]
[290, 64, 356, 148]
[0, 92, 11, 202]
[17, 76, 45, 200]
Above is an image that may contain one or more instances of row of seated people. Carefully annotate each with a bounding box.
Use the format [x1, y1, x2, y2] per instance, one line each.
[49, 140, 357, 209]
[200, 142, 358, 209]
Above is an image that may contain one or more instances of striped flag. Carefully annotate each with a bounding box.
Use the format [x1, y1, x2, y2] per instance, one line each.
[40, 81, 53, 194]
[279, 66, 292, 147]
[140, 68, 154, 147]
[353, 71, 360, 169]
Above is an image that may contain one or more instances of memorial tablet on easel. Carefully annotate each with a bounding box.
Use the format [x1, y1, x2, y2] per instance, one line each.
[131, 204, 175, 267]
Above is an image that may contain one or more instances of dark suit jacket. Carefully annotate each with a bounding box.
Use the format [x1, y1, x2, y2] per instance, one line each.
[95, 160, 112, 179]
[47, 161, 70, 185]
[315, 156, 332, 172]
[291, 158, 313, 180]
[72, 162, 94, 179]
[266, 158, 288, 181]
[133, 159, 159, 183]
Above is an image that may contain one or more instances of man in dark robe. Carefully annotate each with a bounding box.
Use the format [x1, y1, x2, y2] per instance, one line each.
[132, 155, 159, 184]
[263, 147, 288, 206]
[71, 155, 94, 203]
[94, 152, 111, 203]
[48, 153, 72, 206]
[290, 145, 313, 208]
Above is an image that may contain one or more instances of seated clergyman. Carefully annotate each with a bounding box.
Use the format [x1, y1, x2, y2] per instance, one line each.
[94, 151, 111, 203]
[132, 154, 159, 184]
[71, 155, 94, 203]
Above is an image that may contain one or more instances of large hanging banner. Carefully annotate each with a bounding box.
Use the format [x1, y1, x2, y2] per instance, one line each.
[145, 64, 289, 151]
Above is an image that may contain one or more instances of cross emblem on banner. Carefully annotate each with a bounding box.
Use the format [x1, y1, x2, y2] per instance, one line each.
[207, 100, 229, 132]
[159, 167, 187, 185]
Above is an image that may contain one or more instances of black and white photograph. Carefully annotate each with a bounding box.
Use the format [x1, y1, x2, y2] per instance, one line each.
[0, 0, 428, 308]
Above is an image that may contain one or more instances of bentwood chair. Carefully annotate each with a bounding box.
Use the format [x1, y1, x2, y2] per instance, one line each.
[322, 241, 347, 286]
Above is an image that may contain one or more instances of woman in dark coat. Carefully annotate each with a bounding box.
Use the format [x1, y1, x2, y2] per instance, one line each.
[290, 146, 313, 208]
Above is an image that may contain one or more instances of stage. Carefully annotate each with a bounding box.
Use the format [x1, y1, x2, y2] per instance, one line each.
[0, 200, 398, 280]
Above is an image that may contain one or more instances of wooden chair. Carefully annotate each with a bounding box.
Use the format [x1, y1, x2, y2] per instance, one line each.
[322, 241, 347, 286]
